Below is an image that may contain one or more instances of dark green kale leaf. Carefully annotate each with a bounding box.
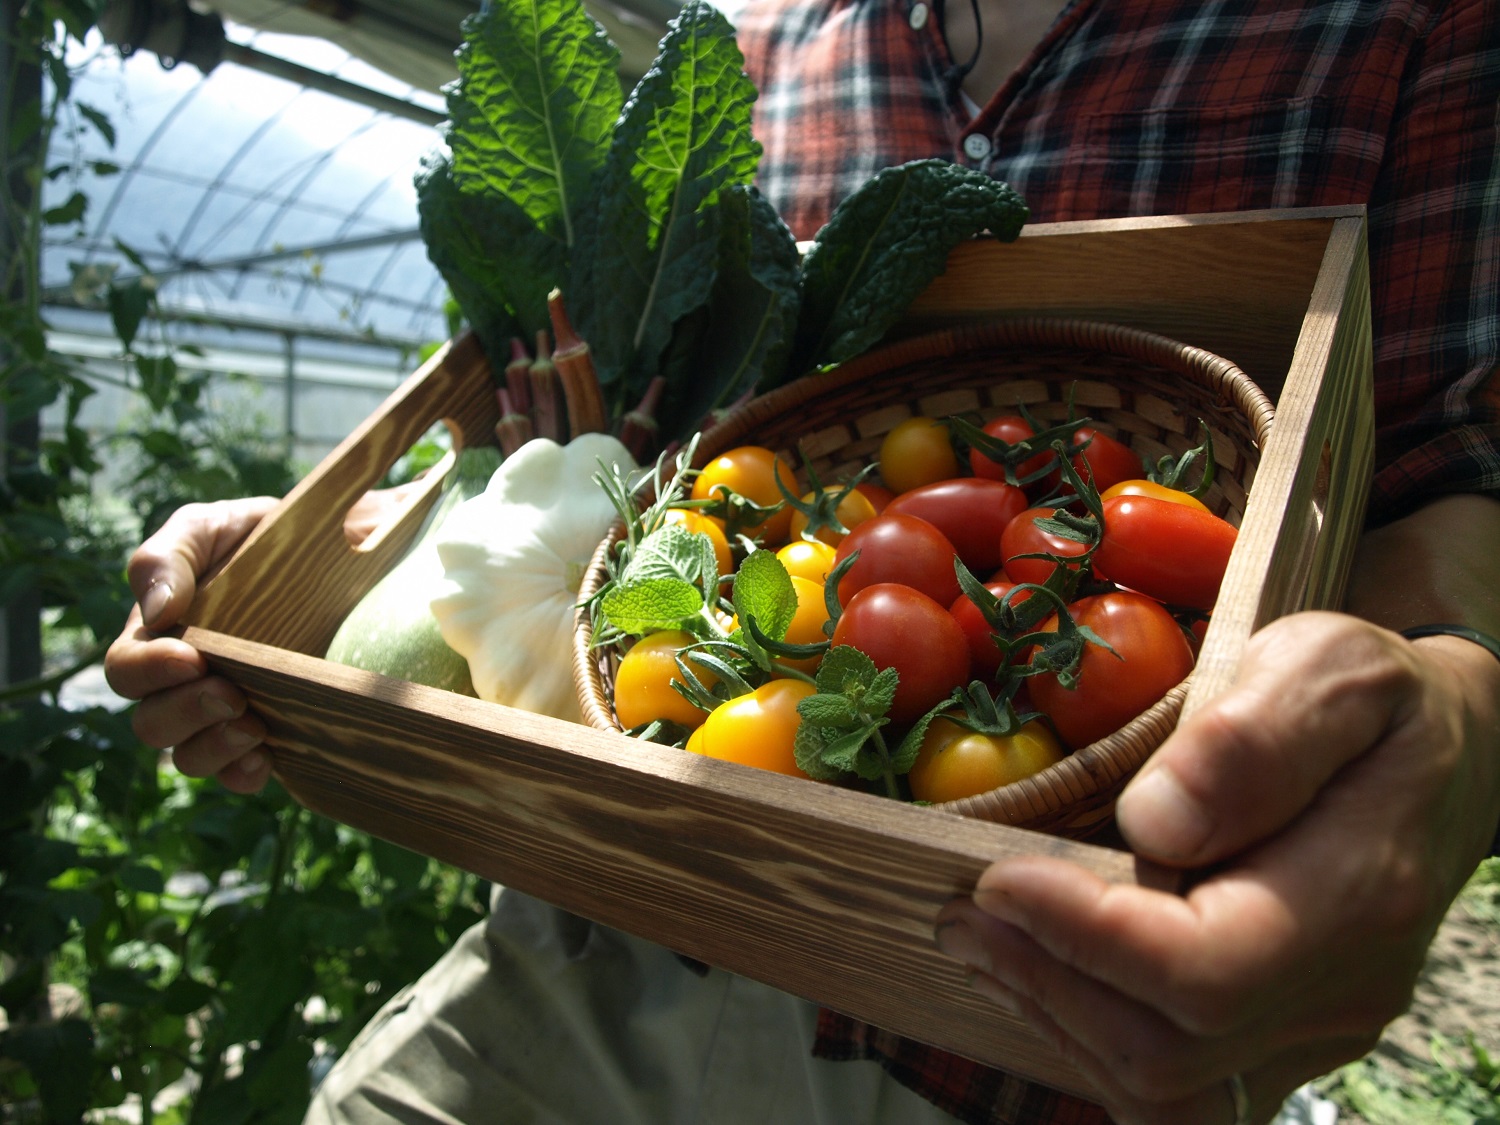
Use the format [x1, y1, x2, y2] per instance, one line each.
[415, 153, 524, 361]
[570, 0, 763, 405]
[793, 159, 1029, 373]
[421, 0, 622, 344]
[655, 183, 801, 431]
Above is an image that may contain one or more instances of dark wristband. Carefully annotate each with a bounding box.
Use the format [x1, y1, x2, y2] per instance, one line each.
[1399, 623, 1500, 664]
[1400, 625, 1500, 857]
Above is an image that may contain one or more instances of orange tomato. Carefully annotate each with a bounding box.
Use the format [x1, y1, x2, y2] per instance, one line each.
[907, 715, 1064, 802]
[613, 630, 717, 730]
[877, 417, 959, 493]
[776, 538, 838, 584]
[697, 680, 816, 777]
[690, 445, 796, 544]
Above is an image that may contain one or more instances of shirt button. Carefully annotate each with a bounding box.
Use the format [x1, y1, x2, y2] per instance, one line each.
[963, 133, 992, 160]
[909, 2, 929, 29]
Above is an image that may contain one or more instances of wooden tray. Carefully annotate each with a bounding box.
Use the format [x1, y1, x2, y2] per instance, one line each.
[182, 206, 1374, 1097]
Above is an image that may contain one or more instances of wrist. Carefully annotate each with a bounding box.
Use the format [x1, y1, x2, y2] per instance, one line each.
[1401, 625, 1500, 857]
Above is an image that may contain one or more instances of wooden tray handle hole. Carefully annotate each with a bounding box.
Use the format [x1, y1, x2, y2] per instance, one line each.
[341, 422, 460, 555]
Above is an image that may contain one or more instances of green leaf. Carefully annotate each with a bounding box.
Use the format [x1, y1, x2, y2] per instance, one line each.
[660, 184, 801, 426]
[42, 191, 87, 226]
[445, 0, 619, 246]
[76, 101, 117, 147]
[623, 522, 719, 591]
[415, 153, 526, 355]
[599, 577, 704, 635]
[572, 0, 761, 398]
[731, 549, 797, 645]
[3, 1019, 94, 1123]
[796, 159, 1028, 369]
[420, 0, 620, 346]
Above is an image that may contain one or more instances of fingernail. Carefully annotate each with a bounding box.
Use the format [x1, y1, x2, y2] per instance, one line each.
[1118, 768, 1212, 859]
[966, 971, 1022, 1015]
[222, 725, 261, 750]
[935, 919, 990, 971]
[142, 582, 173, 629]
[237, 748, 270, 774]
[200, 692, 236, 721]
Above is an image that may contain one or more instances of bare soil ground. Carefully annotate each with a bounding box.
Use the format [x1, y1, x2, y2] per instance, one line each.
[1328, 882, 1500, 1123]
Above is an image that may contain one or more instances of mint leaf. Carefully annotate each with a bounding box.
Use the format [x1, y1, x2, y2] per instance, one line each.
[599, 577, 704, 635]
[623, 523, 719, 592]
[731, 549, 797, 645]
[571, 0, 762, 401]
[796, 160, 1029, 370]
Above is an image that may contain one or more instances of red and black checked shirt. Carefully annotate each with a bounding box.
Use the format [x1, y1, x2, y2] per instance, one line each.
[732, 1, 1500, 1122]
[737, 0, 1500, 529]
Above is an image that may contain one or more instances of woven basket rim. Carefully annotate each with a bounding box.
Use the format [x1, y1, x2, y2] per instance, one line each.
[573, 316, 1274, 835]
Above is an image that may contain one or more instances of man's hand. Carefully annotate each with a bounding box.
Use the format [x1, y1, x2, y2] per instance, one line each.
[105, 498, 277, 793]
[934, 495, 1500, 1125]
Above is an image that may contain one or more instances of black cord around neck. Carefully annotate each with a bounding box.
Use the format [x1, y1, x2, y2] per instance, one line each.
[934, 0, 984, 92]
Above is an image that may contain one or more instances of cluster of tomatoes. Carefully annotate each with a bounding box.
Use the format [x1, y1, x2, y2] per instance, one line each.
[607, 407, 1239, 806]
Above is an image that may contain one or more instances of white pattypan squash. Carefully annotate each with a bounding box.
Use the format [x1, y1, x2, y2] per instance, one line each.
[430, 434, 636, 722]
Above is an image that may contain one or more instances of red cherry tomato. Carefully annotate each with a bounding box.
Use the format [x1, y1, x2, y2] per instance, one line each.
[999, 506, 1092, 587]
[855, 480, 897, 513]
[949, 580, 1030, 681]
[968, 414, 1056, 488]
[831, 583, 970, 724]
[884, 477, 1029, 575]
[1029, 591, 1194, 750]
[1094, 494, 1238, 610]
[832, 512, 962, 608]
[1066, 427, 1144, 494]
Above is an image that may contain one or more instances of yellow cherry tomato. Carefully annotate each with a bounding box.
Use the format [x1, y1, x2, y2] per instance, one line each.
[907, 715, 1064, 803]
[1100, 479, 1211, 513]
[772, 576, 832, 675]
[697, 679, 816, 777]
[878, 417, 960, 493]
[786, 486, 878, 546]
[775, 538, 838, 584]
[613, 630, 717, 731]
[663, 507, 734, 576]
[690, 445, 796, 544]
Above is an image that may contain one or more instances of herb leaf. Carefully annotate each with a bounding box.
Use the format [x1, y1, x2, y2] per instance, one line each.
[795, 159, 1030, 371]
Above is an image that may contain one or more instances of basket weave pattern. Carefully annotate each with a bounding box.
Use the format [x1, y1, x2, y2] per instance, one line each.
[575, 318, 1275, 838]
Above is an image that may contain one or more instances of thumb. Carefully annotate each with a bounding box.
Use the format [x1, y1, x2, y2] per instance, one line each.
[1115, 612, 1413, 865]
[126, 498, 276, 630]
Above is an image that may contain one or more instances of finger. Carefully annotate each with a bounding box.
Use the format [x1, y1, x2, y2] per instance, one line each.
[168, 722, 270, 786]
[936, 901, 1223, 1100]
[131, 677, 261, 752]
[1115, 612, 1419, 865]
[215, 749, 276, 794]
[964, 855, 1299, 1035]
[127, 497, 277, 629]
[104, 606, 208, 700]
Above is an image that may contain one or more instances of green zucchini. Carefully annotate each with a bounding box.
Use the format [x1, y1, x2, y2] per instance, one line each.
[325, 445, 502, 693]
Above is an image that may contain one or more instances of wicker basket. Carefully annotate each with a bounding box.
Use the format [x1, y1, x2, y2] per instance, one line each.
[574, 317, 1276, 839]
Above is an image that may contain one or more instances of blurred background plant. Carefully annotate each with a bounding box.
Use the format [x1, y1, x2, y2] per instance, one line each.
[1, 4, 482, 1122]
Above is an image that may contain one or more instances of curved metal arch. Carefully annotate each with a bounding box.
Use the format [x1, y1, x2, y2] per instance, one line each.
[288, 173, 421, 317]
[83, 67, 211, 269]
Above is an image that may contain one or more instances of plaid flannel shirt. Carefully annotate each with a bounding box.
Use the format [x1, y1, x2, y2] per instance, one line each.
[734, 1, 1500, 1121]
[738, 0, 1500, 527]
